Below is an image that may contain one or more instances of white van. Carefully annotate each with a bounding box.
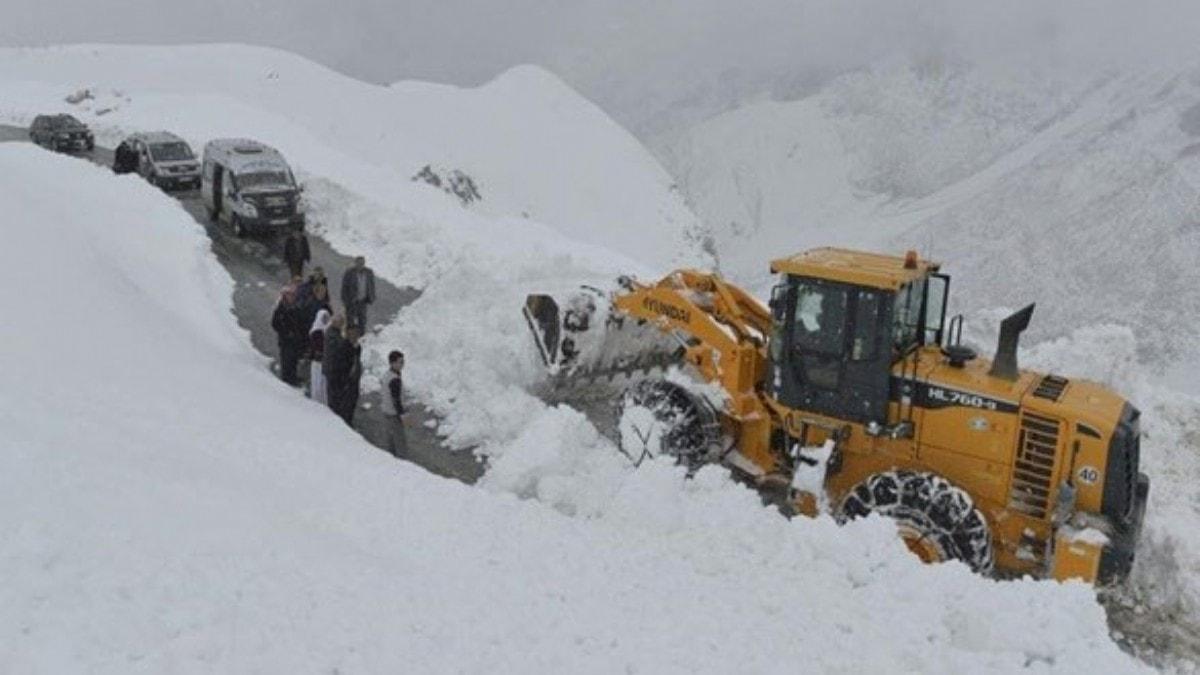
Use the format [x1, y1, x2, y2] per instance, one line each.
[200, 139, 306, 237]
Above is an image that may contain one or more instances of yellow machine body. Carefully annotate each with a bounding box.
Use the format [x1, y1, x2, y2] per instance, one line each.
[597, 248, 1147, 584]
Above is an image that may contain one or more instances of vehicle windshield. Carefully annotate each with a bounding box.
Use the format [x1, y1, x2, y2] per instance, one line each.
[149, 142, 193, 162]
[49, 116, 82, 129]
[235, 171, 293, 191]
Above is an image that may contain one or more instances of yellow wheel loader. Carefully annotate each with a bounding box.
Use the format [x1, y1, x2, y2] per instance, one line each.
[523, 248, 1149, 584]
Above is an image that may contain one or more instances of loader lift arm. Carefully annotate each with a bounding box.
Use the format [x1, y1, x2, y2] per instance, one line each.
[610, 271, 772, 415]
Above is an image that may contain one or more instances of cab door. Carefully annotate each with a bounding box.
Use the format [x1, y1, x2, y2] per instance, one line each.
[772, 277, 892, 425]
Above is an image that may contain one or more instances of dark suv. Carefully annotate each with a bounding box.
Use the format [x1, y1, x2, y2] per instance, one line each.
[30, 114, 95, 153]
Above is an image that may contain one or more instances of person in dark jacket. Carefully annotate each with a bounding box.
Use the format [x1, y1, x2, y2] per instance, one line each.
[298, 266, 328, 303]
[344, 330, 364, 425]
[297, 281, 332, 334]
[381, 350, 408, 459]
[324, 323, 362, 425]
[271, 282, 308, 386]
[322, 318, 346, 411]
[340, 256, 376, 331]
[284, 231, 311, 278]
[112, 140, 139, 174]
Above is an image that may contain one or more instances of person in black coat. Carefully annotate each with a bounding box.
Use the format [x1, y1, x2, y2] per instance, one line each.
[112, 141, 138, 174]
[271, 286, 308, 386]
[297, 266, 328, 304]
[284, 231, 311, 278]
[344, 331, 364, 425]
[340, 256, 376, 331]
[323, 323, 362, 425]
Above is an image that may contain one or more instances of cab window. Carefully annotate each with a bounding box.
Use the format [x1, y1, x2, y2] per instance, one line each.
[794, 280, 848, 356]
[852, 289, 882, 361]
[891, 280, 925, 357]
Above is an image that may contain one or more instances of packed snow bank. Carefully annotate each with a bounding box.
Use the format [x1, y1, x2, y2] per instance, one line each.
[0, 127, 1144, 671]
[0, 43, 704, 268]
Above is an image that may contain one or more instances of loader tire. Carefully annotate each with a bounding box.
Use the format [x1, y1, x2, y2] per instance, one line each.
[616, 379, 717, 468]
[838, 470, 994, 575]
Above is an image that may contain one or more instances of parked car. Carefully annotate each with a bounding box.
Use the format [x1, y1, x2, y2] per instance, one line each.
[201, 139, 306, 236]
[29, 114, 94, 152]
[115, 132, 201, 190]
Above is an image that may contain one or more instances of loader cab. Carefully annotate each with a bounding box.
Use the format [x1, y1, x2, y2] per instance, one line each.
[767, 249, 948, 427]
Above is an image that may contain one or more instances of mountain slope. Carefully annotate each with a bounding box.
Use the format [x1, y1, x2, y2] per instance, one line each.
[657, 60, 1200, 367]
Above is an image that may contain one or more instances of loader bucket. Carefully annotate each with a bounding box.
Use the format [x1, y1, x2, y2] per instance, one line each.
[522, 284, 683, 383]
[523, 294, 562, 368]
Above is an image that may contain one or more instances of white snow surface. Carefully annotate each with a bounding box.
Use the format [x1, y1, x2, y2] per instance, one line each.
[0, 144, 1146, 672]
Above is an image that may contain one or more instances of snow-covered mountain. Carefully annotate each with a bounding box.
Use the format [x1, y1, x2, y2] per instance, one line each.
[657, 58, 1200, 370]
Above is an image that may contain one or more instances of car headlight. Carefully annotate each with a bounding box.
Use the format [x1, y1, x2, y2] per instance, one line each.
[296, 197, 308, 214]
[240, 200, 258, 217]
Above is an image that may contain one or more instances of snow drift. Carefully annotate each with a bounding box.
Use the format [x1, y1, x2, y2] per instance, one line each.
[0, 143, 1144, 671]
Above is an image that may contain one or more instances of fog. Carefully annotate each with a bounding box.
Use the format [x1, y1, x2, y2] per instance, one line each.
[3, 0, 1199, 134]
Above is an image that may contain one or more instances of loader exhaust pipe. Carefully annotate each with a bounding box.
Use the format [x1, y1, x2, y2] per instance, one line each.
[989, 304, 1035, 381]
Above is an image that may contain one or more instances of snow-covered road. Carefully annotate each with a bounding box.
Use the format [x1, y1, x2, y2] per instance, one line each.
[0, 124, 484, 484]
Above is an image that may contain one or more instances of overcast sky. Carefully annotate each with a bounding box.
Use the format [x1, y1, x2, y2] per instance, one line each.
[3, 0, 1198, 135]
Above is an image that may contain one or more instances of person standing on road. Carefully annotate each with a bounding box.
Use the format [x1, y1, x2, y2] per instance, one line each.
[297, 280, 332, 334]
[112, 140, 138, 174]
[299, 266, 328, 304]
[323, 315, 347, 414]
[343, 327, 364, 426]
[381, 350, 408, 459]
[340, 256, 376, 332]
[308, 309, 333, 403]
[284, 230, 311, 278]
[324, 323, 362, 426]
[271, 282, 307, 386]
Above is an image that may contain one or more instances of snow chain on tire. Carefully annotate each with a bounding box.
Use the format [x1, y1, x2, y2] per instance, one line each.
[616, 379, 719, 468]
[837, 470, 995, 575]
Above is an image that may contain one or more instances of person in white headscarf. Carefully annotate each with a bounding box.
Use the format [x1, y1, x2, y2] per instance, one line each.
[308, 309, 334, 403]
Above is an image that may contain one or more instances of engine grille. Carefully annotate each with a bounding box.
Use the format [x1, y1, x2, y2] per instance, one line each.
[1032, 374, 1069, 402]
[1008, 412, 1061, 519]
[250, 193, 295, 218]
